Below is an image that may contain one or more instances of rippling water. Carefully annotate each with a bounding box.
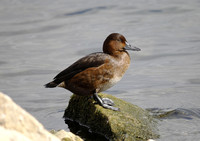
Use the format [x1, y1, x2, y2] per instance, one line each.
[0, 0, 200, 140]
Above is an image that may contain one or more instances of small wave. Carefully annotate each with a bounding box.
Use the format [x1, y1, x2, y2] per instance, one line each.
[147, 108, 200, 120]
[63, 6, 107, 17]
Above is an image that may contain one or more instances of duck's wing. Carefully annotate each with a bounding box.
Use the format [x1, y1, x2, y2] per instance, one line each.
[45, 53, 107, 87]
[55, 52, 106, 79]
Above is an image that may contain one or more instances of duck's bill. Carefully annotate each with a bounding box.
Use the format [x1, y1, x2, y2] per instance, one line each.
[125, 41, 141, 51]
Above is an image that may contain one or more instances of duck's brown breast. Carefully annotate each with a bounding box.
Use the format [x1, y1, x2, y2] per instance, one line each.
[97, 52, 130, 92]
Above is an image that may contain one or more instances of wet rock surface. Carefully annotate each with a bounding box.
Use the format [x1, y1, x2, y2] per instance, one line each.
[64, 93, 159, 141]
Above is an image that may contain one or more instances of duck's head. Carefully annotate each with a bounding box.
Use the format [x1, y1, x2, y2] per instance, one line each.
[103, 33, 141, 55]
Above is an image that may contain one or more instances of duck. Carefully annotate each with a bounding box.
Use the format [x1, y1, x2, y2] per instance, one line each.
[45, 33, 141, 111]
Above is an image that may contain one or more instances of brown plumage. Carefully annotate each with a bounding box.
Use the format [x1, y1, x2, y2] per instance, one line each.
[45, 33, 140, 110]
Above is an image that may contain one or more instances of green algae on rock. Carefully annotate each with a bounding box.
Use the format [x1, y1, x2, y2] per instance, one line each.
[63, 93, 159, 141]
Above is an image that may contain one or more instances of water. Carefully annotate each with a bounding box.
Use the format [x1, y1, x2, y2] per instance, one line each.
[0, 0, 200, 140]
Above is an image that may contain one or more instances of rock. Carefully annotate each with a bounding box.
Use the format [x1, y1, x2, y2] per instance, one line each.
[64, 93, 159, 141]
[0, 92, 60, 141]
[0, 126, 31, 141]
[50, 130, 83, 141]
[0, 92, 83, 141]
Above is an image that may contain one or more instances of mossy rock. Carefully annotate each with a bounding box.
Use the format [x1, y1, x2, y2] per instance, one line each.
[63, 93, 159, 141]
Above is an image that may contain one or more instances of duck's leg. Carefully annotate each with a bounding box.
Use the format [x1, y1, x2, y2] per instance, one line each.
[93, 93, 119, 111]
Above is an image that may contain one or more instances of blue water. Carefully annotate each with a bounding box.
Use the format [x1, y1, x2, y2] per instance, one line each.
[0, 0, 200, 140]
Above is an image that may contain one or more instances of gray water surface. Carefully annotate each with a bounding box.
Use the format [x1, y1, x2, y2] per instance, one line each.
[0, 0, 200, 140]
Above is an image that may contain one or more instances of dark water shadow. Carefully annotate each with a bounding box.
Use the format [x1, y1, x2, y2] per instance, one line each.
[64, 6, 107, 16]
[129, 6, 192, 15]
[147, 108, 200, 120]
[57, 6, 113, 18]
[65, 119, 109, 141]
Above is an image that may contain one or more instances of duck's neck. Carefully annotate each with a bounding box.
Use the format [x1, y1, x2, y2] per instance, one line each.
[111, 51, 131, 71]
[111, 51, 130, 60]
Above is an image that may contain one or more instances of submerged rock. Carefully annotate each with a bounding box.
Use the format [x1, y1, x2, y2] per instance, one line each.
[63, 93, 159, 141]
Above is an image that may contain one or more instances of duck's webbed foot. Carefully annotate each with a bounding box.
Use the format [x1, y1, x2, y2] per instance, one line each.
[102, 98, 115, 106]
[93, 93, 119, 111]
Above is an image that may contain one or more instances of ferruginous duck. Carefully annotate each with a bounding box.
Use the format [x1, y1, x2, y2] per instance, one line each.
[45, 33, 141, 111]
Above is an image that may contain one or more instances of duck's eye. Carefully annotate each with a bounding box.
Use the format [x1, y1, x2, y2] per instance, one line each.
[116, 39, 121, 42]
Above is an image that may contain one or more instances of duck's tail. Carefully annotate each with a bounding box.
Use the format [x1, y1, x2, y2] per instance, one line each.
[44, 81, 58, 88]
